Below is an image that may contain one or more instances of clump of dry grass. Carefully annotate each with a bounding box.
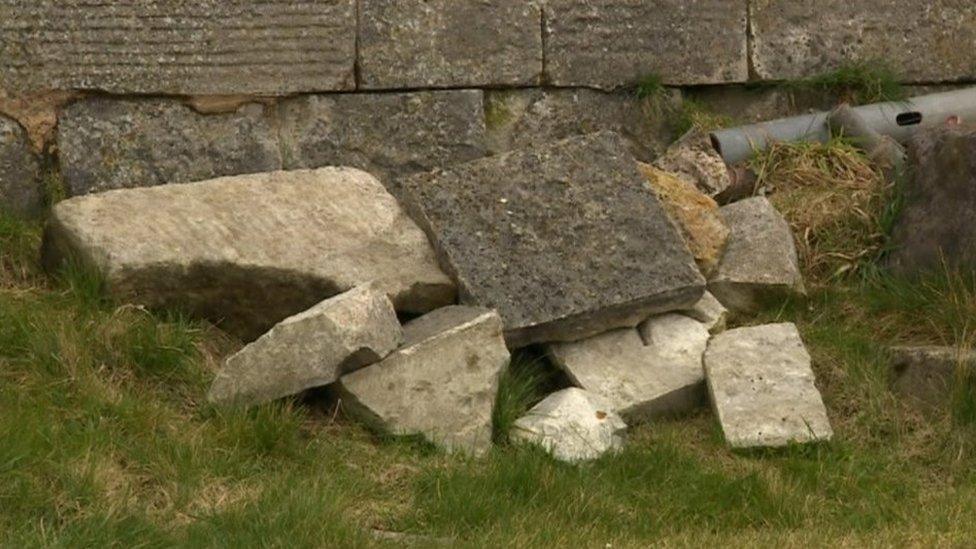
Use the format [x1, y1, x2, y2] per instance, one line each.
[749, 138, 890, 283]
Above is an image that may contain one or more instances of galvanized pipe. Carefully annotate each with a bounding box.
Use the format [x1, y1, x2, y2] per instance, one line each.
[709, 87, 976, 164]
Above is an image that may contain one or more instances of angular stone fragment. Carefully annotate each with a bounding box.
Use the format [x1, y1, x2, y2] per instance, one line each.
[705, 323, 832, 449]
[278, 91, 486, 191]
[682, 291, 728, 335]
[888, 127, 976, 275]
[0, 0, 356, 95]
[654, 130, 732, 198]
[336, 307, 510, 456]
[544, 0, 748, 88]
[57, 98, 281, 196]
[512, 388, 627, 463]
[751, 1, 976, 83]
[890, 346, 976, 412]
[42, 168, 455, 340]
[208, 285, 402, 408]
[709, 197, 805, 313]
[0, 115, 41, 215]
[485, 88, 681, 162]
[403, 132, 705, 347]
[359, 1, 542, 89]
[549, 313, 709, 422]
[639, 163, 729, 277]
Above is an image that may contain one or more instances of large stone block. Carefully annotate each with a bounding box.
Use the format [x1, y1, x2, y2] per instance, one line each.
[0, 115, 40, 215]
[543, 0, 748, 88]
[208, 285, 403, 408]
[57, 98, 281, 196]
[0, 0, 356, 95]
[42, 168, 455, 341]
[359, 0, 542, 89]
[512, 388, 627, 463]
[403, 132, 705, 347]
[278, 91, 486, 190]
[751, 0, 976, 83]
[888, 127, 976, 275]
[336, 306, 510, 456]
[705, 323, 833, 449]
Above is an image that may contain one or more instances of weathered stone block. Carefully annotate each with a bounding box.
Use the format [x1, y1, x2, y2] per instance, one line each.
[336, 306, 510, 456]
[403, 132, 705, 347]
[512, 388, 627, 463]
[705, 323, 832, 449]
[57, 98, 281, 196]
[682, 291, 728, 335]
[0, 115, 40, 215]
[653, 130, 732, 198]
[208, 285, 402, 408]
[278, 91, 486, 190]
[543, 0, 748, 88]
[0, 0, 356, 95]
[359, 0, 542, 89]
[485, 88, 680, 162]
[891, 346, 976, 412]
[751, 0, 976, 83]
[42, 168, 455, 341]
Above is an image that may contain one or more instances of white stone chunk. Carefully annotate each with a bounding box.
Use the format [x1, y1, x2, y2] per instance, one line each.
[512, 388, 627, 463]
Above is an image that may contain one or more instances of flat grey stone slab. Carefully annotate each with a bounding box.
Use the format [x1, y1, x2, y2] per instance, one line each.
[512, 388, 627, 463]
[58, 98, 281, 196]
[543, 0, 748, 88]
[359, 0, 542, 89]
[751, 0, 976, 83]
[705, 323, 833, 449]
[0, 115, 40, 215]
[336, 306, 510, 456]
[42, 168, 455, 341]
[208, 285, 402, 408]
[0, 0, 356, 95]
[403, 132, 704, 347]
[278, 90, 486, 191]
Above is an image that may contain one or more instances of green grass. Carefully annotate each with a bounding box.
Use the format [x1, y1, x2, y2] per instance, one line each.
[790, 60, 907, 106]
[634, 73, 665, 100]
[5, 213, 976, 546]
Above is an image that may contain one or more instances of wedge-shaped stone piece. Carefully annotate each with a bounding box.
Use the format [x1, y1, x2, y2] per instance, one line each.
[705, 323, 833, 449]
[512, 388, 627, 463]
[709, 197, 805, 313]
[208, 285, 402, 407]
[404, 132, 705, 347]
[682, 291, 728, 335]
[336, 306, 509, 456]
[42, 168, 455, 340]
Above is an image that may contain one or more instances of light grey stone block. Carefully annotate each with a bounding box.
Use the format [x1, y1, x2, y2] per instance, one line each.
[512, 388, 627, 463]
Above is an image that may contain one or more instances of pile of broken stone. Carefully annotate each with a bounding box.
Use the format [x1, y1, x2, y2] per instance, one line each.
[41, 130, 831, 463]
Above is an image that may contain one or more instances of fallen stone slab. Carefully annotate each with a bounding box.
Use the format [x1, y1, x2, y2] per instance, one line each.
[358, 0, 542, 89]
[42, 168, 455, 341]
[512, 388, 627, 463]
[548, 313, 709, 422]
[58, 98, 281, 196]
[705, 323, 833, 449]
[653, 130, 733, 198]
[403, 132, 705, 347]
[682, 291, 728, 335]
[335, 306, 509, 456]
[0, 115, 41, 216]
[208, 285, 402, 408]
[709, 197, 805, 313]
[890, 346, 976, 412]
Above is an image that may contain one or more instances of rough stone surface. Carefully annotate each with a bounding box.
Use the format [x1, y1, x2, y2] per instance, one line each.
[359, 1, 542, 89]
[639, 163, 729, 277]
[654, 130, 732, 198]
[891, 346, 976, 412]
[208, 285, 402, 408]
[42, 168, 455, 341]
[278, 91, 486, 191]
[683, 291, 728, 335]
[336, 307, 509, 456]
[485, 88, 681, 162]
[705, 323, 833, 449]
[512, 388, 627, 463]
[403, 132, 705, 347]
[57, 98, 280, 196]
[0, 0, 356, 95]
[888, 126, 976, 275]
[710, 197, 805, 313]
[544, 0, 748, 88]
[549, 313, 709, 422]
[751, 0, 976, 83]
[0, 114, 40, 215]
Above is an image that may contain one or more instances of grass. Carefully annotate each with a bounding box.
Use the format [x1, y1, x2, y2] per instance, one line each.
[634, 73, 665, 100]
[776, 60, 907, 107]
[5, 209, 976, 546]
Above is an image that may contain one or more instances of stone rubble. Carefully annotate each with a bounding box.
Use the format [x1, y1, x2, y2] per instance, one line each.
[0, 115, 41, 216]
[512, 388, 627, 463]
[682, 291, 729, 335]
[654, 130, 733, 198]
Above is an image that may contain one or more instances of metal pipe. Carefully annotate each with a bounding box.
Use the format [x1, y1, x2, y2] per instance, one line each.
[709, 87, 976, 164]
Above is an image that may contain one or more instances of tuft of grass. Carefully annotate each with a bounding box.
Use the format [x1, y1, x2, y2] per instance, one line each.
[635, 73, 665, 100]
[792, 60, 906, 106]
[670, 99, 735, 136]
[0, 212, 42, 286]
[492, 351, 560, 445]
